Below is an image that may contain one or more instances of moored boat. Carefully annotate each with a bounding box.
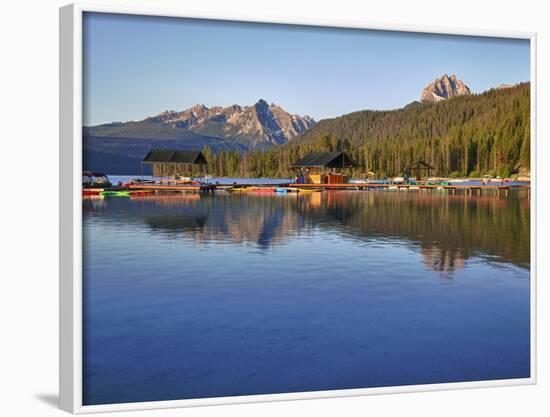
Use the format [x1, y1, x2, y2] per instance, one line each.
[250, 187, 276, 193]
[227, 186, 251, 192]
[296, 188, 322, 193]
[83, 189, 102, 196]
[128, 189, 155, 196]
[100, 190, 131, 197]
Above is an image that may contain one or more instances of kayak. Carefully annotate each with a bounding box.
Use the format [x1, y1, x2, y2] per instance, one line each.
[100, 191, 131, 197]
[250, 187, 276, 193]
[296, 188, 322, 193]
[227, 187, 251, 192]
[275, 188, 289, 193]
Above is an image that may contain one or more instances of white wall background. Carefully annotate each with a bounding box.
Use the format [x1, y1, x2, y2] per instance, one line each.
[1, 0, 548, 415]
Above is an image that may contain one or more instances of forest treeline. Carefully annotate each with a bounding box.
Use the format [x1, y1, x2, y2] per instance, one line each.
[199, 83, 530, 178]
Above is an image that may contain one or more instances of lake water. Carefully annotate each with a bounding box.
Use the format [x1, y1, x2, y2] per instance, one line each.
[83, 190, 530, 405]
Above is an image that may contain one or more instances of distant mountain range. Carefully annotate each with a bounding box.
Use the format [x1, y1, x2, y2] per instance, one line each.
[84, 99, 315, 173]
[84, 75, 526, 175]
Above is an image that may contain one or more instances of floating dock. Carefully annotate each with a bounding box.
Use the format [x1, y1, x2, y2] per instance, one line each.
[84, 180, 530, 197]
[287, 182, 529, 195]
[128, 183, 217, 193]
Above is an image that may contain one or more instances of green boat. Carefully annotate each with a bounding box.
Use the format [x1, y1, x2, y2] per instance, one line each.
[100, 190, 131, 197]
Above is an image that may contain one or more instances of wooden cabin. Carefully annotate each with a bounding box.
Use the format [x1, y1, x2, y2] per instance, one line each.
[290, 152, 356, 184]
[405, 160, 435, 181]
[142, 150, 207, 178]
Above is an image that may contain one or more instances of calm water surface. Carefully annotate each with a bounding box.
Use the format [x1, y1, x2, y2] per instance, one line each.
[83, 190, 530, 405]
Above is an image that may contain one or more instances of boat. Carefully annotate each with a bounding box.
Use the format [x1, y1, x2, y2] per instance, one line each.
[82, 189, 102, 196]
[128, 189, 155, 196]
[227, 186, 251, 192]
[123, 178, 155, 187]
[275, 187, 289, 193]
[100, 190, 131, 197]
[250, 187, 276, 193]
[296, 188, 322, 193]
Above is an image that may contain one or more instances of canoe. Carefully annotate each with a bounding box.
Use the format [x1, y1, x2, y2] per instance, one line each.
[100, 191, 131, 197]
[250, 187, 276, 193]
[296, 188, 322, 193]
[227, 187, 251, 192]
[275, 188, 289, 193]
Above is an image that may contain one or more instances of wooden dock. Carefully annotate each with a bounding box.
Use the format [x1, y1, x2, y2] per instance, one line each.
[84, 181, 529, 197]
[287, 182, 529, 195]
[128, 183, 217, 193]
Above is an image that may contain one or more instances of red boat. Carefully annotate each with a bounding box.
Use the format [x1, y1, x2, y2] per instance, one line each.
[249, 187, 276, 193]
[82, 189, 102, 196]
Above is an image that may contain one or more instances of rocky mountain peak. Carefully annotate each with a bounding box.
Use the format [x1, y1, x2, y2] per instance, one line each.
[254, 99, 269, 110]
[421, 74, 471, 102]
[87, 100, 316, 150]
[190, 104, 208, 111]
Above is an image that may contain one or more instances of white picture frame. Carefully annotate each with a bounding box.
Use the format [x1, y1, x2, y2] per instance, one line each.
[59, 2, 537, 413]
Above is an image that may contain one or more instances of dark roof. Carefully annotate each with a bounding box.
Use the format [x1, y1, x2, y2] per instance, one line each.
[290, 152, 357, 168]
[142, 150, 206, 164]
[82, 170, 108, 177]
[405, 160, 435, 170]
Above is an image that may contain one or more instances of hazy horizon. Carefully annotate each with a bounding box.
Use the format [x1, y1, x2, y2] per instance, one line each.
[83, 12, 530, 126]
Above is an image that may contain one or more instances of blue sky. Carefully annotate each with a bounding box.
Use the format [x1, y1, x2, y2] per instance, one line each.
[83, 12, 530, 126]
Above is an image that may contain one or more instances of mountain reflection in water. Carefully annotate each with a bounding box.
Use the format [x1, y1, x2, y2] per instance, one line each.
[82, 190, 530, 405]
[83, 190, 530, 274]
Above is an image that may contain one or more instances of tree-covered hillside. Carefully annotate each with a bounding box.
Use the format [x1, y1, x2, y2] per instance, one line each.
[202, 82, 530, 178]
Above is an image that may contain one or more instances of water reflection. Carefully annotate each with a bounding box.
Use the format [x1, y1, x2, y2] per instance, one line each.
[83, 190, 530, 404]
[84, 190, 530, 274]
[421, 246, 465, 275]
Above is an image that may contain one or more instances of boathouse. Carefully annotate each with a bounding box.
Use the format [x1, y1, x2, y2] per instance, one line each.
[142, 150, 207, 178]
[290, 152, 356, 184]
[405, 160, 435, 181]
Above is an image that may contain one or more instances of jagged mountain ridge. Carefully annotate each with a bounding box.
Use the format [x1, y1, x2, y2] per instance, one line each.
[85, 99, 316, 149]
[420, 74, 471, 102]
[83, 99, 315, 174]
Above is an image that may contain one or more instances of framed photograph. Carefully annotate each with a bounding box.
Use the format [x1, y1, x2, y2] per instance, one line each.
[60, 3, 536, 413]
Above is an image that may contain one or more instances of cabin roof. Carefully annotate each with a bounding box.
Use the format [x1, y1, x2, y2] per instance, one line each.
[405, 159, 435, 170]
[142, 150, 206, 164]
[83, 170, 108, 177]
[290, 152, 356, 168]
